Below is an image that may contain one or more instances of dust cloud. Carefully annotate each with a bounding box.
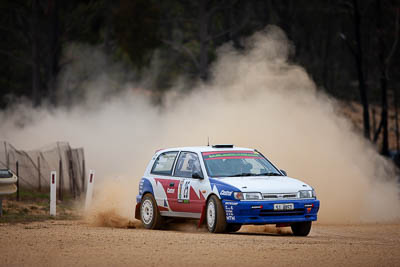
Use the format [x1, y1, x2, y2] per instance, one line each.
[0, 26, 399, 225]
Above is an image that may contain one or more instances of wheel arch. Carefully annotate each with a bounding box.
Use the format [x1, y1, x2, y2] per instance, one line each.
[198, 193, 221, 227]
[141, 191, 154, 198]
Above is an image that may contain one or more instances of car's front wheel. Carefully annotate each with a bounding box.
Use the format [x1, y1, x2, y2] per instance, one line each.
[140, 193, 163, 229]
[291, 221, 312, 236]
[206, 195, 227, 233]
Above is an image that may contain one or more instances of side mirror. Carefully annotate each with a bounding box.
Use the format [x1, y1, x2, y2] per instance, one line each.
[192, 172, 204, 179]
[280, 169, 287, 176]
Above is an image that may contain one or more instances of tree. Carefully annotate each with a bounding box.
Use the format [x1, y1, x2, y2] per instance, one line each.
[31, 0, 41, 106]
[340, 0, 371, 139]
[374, 1, 399, 155]
[45, 0, 60, 104]
[160, 0, 250, 81]
[113, 0, 161, 66]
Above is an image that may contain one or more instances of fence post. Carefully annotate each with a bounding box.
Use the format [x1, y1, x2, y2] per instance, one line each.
[59, 159, 63, 201]
[69, 159, 76, 199]
[16, 161, 20, 201]
[50, 171, 57, 216]
[85, 170, 95, 211]
[68, 159, 72, 195]
[82, 159, 86, 193]
[37, 156, 41, 192]
[4, 142, 9, 169]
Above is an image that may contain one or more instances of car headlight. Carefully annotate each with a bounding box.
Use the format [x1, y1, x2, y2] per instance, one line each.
[299, 190, 316, 199]
[234, 192, 262, 200]
[312, 189, 316, 198]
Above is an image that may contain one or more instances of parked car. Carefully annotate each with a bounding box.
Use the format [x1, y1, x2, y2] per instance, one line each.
[135, 145, 320, 236]
[0, 169, 18, 196]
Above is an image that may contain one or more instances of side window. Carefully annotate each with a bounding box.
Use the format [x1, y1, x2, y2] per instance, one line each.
[174, 152, 203, 178]
[151, 151, 178, 176]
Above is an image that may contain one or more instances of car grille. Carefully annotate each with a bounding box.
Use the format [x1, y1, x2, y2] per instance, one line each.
[262, 193, 298, 199]
[259, 208, 305, 217]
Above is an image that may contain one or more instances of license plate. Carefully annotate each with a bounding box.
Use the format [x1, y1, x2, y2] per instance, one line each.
[274, 203, 294, 211]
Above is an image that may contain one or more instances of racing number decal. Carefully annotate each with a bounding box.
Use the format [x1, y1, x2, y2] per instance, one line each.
[178, 180, 190, 203]
[183, 180, 189, 199]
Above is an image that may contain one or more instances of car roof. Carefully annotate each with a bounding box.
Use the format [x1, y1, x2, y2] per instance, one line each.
[156, 146, 255, 154]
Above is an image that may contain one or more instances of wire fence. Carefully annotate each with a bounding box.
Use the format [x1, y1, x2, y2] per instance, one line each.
[0, 141, 85, 199]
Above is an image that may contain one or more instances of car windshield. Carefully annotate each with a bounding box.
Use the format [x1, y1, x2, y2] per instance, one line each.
[202, 150, 282, 178]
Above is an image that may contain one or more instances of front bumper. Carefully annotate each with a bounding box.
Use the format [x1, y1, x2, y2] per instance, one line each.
[222, 199, 320, 225]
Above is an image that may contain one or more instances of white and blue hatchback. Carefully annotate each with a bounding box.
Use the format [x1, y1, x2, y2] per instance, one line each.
[135, 145, 320, 236]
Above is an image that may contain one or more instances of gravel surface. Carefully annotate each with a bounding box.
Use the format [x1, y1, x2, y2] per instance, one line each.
[0, 221, 399, 266]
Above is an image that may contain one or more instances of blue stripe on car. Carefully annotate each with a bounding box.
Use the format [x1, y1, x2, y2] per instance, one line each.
[209, 178, 241, 200]
[136, 177, 154, 203]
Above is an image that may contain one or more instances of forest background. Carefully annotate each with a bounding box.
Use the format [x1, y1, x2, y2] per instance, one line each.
[1, 0, 399, 158]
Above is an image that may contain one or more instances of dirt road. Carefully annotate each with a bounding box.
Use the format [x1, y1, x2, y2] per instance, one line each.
[0, 220, 399, 267]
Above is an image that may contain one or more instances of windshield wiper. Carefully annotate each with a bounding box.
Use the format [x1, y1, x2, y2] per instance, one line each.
[256, 172, 282, 176]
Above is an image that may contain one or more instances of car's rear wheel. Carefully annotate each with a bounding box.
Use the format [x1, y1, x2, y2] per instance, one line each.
[140, 193, 163, 229]
[226, 224, 241, 233]
[206, 195, 227, 233]
[291, 221, 312, 236]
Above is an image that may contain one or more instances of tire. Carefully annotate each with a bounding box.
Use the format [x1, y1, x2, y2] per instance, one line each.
[226, 224, 241, 233]
[206, 195, 227, 233]
[140, 194, 163, 229]
[291, 221, 312, 236]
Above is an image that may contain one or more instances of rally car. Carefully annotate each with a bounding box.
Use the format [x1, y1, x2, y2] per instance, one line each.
[135, 145, 320, 236]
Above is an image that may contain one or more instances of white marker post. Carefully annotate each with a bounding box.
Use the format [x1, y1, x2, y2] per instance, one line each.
[50, 171, 57, 216]
[85, 170, 95, 211]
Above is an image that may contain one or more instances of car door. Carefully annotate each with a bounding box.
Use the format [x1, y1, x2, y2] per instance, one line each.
[173, 151, 205, 216]
[150, 151, 180, 212]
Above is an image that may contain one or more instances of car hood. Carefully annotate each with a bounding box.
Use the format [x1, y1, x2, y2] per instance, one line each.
[218, 176, 312, 193]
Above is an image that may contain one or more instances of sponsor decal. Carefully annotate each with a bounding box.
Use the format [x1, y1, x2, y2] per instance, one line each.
[220, 190, 233, 196]
[202, 151, 262, 161]
[225, 204, 236, 221]
[224, 201, 238, 206]
[208, 153, 258, 158]
[167, 188, 175, 194]
[226, 215, 236, 221]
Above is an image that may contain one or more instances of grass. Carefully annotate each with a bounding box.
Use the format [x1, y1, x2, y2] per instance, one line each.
[0, 190, 82, 224]
[0, 213, 80, 224]
[18, 190, 50, 200]
[10, 189, 76, 202]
